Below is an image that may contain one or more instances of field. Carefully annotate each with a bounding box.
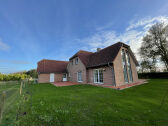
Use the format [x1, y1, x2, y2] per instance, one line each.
[0, 79, 168, 126]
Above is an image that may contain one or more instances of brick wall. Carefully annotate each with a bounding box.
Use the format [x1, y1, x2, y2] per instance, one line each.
[38, 73, 64, 83]
[113, 47, 138, 86]
[54, 73, 63, 82]
[38, 74, 50, 83]
[67, 57, 87, 83]
[87, 66, 114, 85]
[130, 53, 138, 82]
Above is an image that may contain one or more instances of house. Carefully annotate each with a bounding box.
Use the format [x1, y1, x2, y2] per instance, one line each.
[37, 42, 139, 86]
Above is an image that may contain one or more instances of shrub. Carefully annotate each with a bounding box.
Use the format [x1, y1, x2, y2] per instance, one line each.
[138, 72, 168, 79]
[0, 74, 30, 81]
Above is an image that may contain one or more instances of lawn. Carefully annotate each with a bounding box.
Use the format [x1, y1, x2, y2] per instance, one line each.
[1, 79, 168, 126]
[0, 82, 21, 125]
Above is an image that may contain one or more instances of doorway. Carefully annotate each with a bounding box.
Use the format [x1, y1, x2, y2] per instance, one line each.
[50, 73, 54, 82]
[63, 74, 67, 81]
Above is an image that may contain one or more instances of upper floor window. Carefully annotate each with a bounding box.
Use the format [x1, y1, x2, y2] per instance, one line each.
[71, 60, 73, 65]
[75, 57, 78, 65]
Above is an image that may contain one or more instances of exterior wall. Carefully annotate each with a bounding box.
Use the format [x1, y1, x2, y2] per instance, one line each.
[87, 66, 114, 85]
[130, 54, 138, 82]
[38, 74, 50, 83]
[54, 73, 63, 82]
[67, 57, 87, 83]
[38, 73, 64, 83]
[113, 47, 138, 86]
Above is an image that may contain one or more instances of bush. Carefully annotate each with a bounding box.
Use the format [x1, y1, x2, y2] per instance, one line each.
[138, 72, 168, 79]
[0, 74, 30, 81]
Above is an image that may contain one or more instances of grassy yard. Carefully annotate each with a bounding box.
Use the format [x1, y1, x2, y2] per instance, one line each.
[1, 79, 168, 126]
[0, 82, 21, 125]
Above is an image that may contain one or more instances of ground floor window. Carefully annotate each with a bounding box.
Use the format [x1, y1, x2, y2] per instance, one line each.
[77, 71, 82, 82]
[94, 69, 103, 84]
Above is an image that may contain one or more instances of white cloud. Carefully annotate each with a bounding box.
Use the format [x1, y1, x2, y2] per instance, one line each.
[96, 22, 114, 31]
[0, 39, 10, 51]
[78, 16, 168, 63]
[126, 16, 168, 31]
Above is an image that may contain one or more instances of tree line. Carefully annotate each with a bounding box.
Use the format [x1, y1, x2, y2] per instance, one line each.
[0, 69, 38, 81]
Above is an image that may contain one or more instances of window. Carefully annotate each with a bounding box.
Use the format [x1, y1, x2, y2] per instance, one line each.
[71, 60, 73, 65]
[121, 49, 129, 83]
[126, 52, 133, 82]
[77, 71, 82, 82]
[94, 69, 103, 84]
[75, 58, 78, 65]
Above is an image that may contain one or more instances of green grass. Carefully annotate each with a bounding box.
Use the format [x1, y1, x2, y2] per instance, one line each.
[0, 82, 20, 126]
[1, 79, 168, 126]
[17, 79, 168, 126]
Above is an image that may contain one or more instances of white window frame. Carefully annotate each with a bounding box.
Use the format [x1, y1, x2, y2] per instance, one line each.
[77, 71, 82, 82]
[93, 69, 104, 84]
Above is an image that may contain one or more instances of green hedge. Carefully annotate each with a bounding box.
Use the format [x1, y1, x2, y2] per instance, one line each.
[0, 74, 30, 81]
[138, 72, 168, 79]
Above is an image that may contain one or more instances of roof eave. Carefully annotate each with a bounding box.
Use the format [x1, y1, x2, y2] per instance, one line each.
[86, 62, 113, 69]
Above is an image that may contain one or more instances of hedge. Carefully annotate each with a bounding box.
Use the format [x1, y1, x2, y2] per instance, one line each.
[138, 72, 168, 79]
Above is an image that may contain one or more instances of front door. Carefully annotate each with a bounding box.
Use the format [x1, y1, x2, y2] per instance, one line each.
[63, 74, 67, 81]
[50, 73, 54, 82]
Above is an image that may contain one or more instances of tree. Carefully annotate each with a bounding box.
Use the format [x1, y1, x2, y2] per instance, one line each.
[0, 74, 3, 81]
[139, 23, 168, 71]
[139, 59, 156, 73]
[26, 69, 38, 78]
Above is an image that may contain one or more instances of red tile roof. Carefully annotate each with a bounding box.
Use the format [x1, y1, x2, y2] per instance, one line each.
[69, 42, 138, 68]
[87, 42, 122, 68]
[37, 59, 68, 73]
[37, 42, 138, 73]
[69, 50, 93, 66]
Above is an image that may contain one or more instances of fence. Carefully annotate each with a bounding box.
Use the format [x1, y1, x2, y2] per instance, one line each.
[0, 80, 36, 125]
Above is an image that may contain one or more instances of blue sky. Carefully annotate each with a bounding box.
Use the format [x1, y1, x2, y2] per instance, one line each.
[0, 0, 168, 73]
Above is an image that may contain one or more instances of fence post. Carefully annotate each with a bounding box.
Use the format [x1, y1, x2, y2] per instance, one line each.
[0, 91, 6, 125]
[20, 81, 23, 95]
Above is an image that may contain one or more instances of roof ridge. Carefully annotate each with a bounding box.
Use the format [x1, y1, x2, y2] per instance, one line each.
[78, 50, 93, 53]
[39, 59, 69, 63]
[92, 42, 127, 54]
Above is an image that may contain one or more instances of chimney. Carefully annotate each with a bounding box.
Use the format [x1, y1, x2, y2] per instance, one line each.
[97, 48, 101, 52]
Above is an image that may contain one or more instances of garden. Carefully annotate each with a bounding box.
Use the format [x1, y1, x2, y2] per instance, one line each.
[0, 79, 168, 126]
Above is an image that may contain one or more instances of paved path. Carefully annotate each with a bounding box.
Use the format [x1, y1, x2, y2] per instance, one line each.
[52, 80, 147, 90]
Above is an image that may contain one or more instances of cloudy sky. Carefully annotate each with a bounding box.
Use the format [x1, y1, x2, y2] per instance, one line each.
[0, 0, 168, 73]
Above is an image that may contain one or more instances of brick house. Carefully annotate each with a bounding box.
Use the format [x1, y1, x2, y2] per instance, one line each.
[37, 42, 139, 86]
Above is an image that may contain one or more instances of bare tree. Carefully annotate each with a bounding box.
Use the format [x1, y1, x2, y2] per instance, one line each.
[140, 23, 168, 71]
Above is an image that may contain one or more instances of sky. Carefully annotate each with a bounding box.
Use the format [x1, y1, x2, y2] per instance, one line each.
[0, 0, 168, 74]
